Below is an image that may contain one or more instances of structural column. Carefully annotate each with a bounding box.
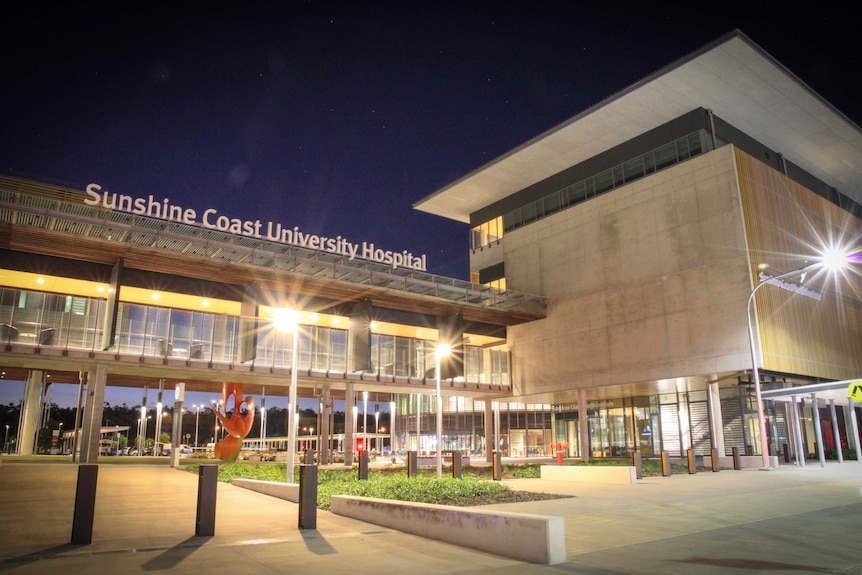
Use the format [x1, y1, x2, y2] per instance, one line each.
[829, 400, 843, 463]
[708, 381, 726, 457]
[484, 400, 494, 463]
[344, 382, 354, 466]
[846, 400, 861, 464]
[578, 388, 589, 462]
[811, 393, 825, 468]
[17, 370, 44, 455]
[79, 365, 108, 463]
[793, 397, 806, 467]
[319, 385, 331, 465]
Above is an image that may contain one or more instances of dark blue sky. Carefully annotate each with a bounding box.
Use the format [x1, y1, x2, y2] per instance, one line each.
[3, 2, 859, 279]
[1, 2, 859, 408]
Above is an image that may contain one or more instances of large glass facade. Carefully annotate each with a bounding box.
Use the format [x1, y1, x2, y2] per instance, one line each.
[0, 284, 510, 383]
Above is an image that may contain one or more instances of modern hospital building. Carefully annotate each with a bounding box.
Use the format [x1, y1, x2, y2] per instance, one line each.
[2, 30, 861, 466]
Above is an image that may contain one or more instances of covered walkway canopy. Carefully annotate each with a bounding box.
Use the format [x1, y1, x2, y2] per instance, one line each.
[761, 378, 862, 467]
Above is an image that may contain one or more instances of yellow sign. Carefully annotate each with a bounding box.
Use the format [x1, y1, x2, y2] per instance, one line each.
[849, 381, 862, 402]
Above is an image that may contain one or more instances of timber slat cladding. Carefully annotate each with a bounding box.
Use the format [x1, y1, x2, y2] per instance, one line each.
[735, 148, 862, 381]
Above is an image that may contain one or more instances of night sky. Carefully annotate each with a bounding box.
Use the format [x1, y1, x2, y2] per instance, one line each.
[1, 2, 860, 408]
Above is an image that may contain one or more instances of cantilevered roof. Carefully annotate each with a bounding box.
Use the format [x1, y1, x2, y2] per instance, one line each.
[414, 30, 862, 223]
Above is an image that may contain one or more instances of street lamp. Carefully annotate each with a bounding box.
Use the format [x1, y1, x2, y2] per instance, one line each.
[747, 248, 853, 469]
[274, 308, 301, 484]
[4, 424, 9, 453]
[435, 343, 451, 478]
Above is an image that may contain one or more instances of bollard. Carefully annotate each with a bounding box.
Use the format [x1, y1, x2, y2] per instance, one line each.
[451, 450, 462, 479]
[686, 449, 696, 474]
[196, 464, 218, 536]
[71, 464, 99, 544]
[492, 450, 503, 481]
[783, 443, 790, 463]
[710, 448, 720, 472]
[660, 450, 670, 477]
[632, 451, 642, 480]
[358, 450, 369, 480]
[732, 446, 740, 470]
[745, 444, 753, 456]
[298, 464, 317, 529]
[406, 450, 418, 478]
[305, 448, 315, 465]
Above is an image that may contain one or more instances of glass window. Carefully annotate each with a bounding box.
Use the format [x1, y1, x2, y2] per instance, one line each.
[543, 193, 560, 216]
[622, 157, 645, 182]
[654, 142, 678, 170]
[521, 202, 537, 224]
[594, 169, 614, 195]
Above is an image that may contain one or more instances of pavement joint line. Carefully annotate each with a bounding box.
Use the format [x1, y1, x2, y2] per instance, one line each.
[0, 528, 400, 569]
[565, 500, 862, 558]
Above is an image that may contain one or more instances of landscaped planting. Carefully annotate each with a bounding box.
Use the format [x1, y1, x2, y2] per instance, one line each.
[183, 462, 567, 509]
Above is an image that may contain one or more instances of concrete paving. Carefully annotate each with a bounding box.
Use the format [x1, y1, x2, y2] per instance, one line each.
[1, 458, 861, 574]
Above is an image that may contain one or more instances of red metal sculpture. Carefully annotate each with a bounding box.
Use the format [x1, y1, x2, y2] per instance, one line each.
[212, 382, 255, 461]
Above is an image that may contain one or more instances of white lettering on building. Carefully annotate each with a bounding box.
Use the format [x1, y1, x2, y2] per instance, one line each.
[84, 183, 427, 271]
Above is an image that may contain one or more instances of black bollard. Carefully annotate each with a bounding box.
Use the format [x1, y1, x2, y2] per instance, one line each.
[71, 464, 98, 544]
[305, 448, 315, 464]
[407, 450, 418, 478]
[451, 451, 462, 479]
[298, 464, 317, 529]
[492, 450, 502, 481]
[358, 450, 369, 480]
[196, 464, 218, 536]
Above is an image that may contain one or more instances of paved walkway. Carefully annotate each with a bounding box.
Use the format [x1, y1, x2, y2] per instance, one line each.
[1, 458, 861, 574]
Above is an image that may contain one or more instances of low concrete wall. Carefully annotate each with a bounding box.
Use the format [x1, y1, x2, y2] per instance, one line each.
[232, 479, 298, 502]
[330, 495, 566, 564]
[540, 465, 636, 484]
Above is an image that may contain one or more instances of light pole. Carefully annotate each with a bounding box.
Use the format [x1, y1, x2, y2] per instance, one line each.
[194, 404, 200, 448]
[4, 424, 9, 453]
[275, 309, 301, 484]
[362, 391, 368, 447]
[747, 248, 852, 469]
[435, 343, 451, 478]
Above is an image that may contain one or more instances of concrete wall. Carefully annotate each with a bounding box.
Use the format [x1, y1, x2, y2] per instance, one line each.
[232, 479, 298, 502]
[504, 146, 753, 396]
[330, 495, 566, 564]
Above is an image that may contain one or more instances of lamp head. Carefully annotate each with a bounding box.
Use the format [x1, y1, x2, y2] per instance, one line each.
[820, 247, 851, 272]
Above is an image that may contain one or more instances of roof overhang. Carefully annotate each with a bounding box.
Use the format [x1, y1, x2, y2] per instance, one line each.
[761, 378, 862, 405]
[415, 30, 862, 223]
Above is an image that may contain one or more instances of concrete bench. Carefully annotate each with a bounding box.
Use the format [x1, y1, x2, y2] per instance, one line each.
[540, 464, 637, 484]
[330, 495, 565, 564]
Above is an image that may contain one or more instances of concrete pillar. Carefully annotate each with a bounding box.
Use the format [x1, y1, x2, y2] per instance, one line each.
[319, 385, 331, 465]
[578, 388, 589, 462]
[79, 366, 107, 463]
[17, 370, 44, 455]
[847, 401, 861, 464]
[811, 393, 825, 468]
[787, 395, 805, 467]
[793, 397, 806, 467]
[829, 400, 843, 463]
[484, 400, 494, 463]
[708, 381, 725, 456]
[344, 383, 354, 466]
